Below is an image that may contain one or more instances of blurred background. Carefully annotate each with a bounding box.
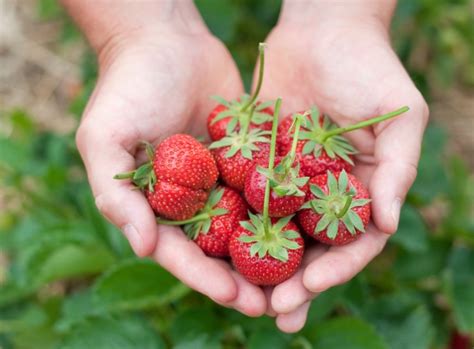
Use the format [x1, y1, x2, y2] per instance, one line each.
[0, 0, 473, 348]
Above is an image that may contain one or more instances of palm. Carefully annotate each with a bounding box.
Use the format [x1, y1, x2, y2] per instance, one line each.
[79, 33, 270, 316]
[255, 24, 427, 332]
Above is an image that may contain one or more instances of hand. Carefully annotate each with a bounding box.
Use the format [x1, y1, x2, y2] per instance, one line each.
[74, 13, 268, 317]
[256, 11, 429, 332]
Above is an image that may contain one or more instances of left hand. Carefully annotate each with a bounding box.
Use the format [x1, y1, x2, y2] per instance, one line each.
[255, 11, 429, 332]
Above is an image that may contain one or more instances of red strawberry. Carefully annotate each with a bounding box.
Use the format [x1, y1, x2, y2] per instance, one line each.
[154, 134, 218, 191]
[244, 159, 308, 217]
[146, 181, 208, 221]
[157, 186, 248, 257]
[277, 110, 353, 177]
[229, 216, 304, 286]
[193, 187, 248, 256]
[115, 134, 218, 221]
[207, 43, 273, 141]
[245, 114, 309, 217]
[229, 98, 304, 286]
[212, 140, 270, 191]
[207, 102, 273, 141]
[298, 170, 371, 245]
[278, 106, 410, 177]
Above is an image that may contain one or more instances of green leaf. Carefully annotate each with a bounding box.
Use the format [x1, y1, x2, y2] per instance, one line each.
[390, 204, 429, 252]
[315, 214, 332, 233]
[348, 210, 365, 232]
[272, 215, 293, 232]
[326, 219, 339, 239]
[375, 306, 435, 349]
[443, 246, 474, 333]
[409, 125, 448, 204]
[248, 328, 291, 349]
[310, 184, 326, 198]
[169, 308, 223, 349]
[393, 239, 450, 281]
[57, 315, 165, 349]
[338, 170, 348, 193]
[195, 0, 240, 42]
[210, 95, 231, 107]
[93, 258, 189, 311]
[302, 141, 315, 155]
[327, 171, 338, 193]
[307, 317, 388, 349]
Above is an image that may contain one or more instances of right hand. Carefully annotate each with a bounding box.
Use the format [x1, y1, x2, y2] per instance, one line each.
[75, 15, 267, 317]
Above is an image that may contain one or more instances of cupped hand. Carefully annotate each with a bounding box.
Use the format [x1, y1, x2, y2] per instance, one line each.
[75, 22, 267, 316]
[256, 17, 429, 332]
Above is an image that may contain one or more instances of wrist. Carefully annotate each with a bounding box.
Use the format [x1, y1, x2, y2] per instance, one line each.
[61, 0, 207, 55]
[279, 0, 396, 31]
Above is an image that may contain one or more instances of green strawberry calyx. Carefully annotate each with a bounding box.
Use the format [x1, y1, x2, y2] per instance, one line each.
[113, 141, 156, 192]
[301, 170, 371, 239]
[156, 187, 228, 239]
[210, 43, 273, 135]
[299, 105, 410, 165]
[257, 113, 309, 197]
[239, 214, 301, 262]
[208, 103, 271, 160]
[238, 98, 302, 262]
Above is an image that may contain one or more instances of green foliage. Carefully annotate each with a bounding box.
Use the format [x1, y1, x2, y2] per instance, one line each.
[1, 0, 473, 348]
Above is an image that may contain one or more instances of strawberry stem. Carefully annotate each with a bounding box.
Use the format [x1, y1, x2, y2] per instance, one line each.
[287, 114, 303, 169]
[241, 43, 266, 112]
[241, 104, 257, 141]
[157, 212, 210, 226]
[321, 106, 409, 142]
[113, 171, 135, 180]
[335, 195, 353, 218]
[263, 98, 281, 235]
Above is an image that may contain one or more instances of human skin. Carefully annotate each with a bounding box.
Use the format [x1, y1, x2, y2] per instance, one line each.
[61, 0, 269, 317]
[256, 0, 429, 332]
[61, 0, 428, 333]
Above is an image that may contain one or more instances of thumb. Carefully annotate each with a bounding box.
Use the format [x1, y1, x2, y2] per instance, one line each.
[76, 89, 158, 257]
[370, 92, 429, 234]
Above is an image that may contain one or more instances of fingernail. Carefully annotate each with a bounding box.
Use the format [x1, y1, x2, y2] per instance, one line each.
[122, 224, 143, 255]
[391, 198, 401, 229]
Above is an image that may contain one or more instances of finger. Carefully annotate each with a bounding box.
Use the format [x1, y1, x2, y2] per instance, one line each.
[271, 246, 325, 314]
[371, 94, 429, 233]
[303, 225, 389, 293]
[264, 287, 277, 317]
[275, 301, 311, 333]
[153, 225, 238, 304]
[77, 113, 158, 257]
[216, 269, 267, 317]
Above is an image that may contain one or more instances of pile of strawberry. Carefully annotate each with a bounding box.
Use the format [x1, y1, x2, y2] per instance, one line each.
[116, 44, 408, 286]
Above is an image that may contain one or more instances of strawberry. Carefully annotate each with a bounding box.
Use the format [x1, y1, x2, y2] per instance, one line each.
[207, 43, 273, 141]
[229, 98, 304, 286]
[245, 158, 308, 217]
[230, 215, 304, 286]
[278, 106, 410, 177]
[211, 139, 270, 191]
[244, 114, 309, 217]
[298, 170, 371, 245]
[115, 134, 218, 221]
[157, 186, 248, 257]
[278, 111, 352, 177]
[207, 101, 273, 141]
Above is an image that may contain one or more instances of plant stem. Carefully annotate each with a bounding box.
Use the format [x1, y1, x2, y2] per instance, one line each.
[263, 98, 281, 235]
[241, 43, 266, 112]
[288, 115, 302, 167]
[241, 104, 256, 141]
[335, 195, 353, 218]
[157, 212, 210, 226]
[321, 106, 409, 142]
[113, 171, 135, 179]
